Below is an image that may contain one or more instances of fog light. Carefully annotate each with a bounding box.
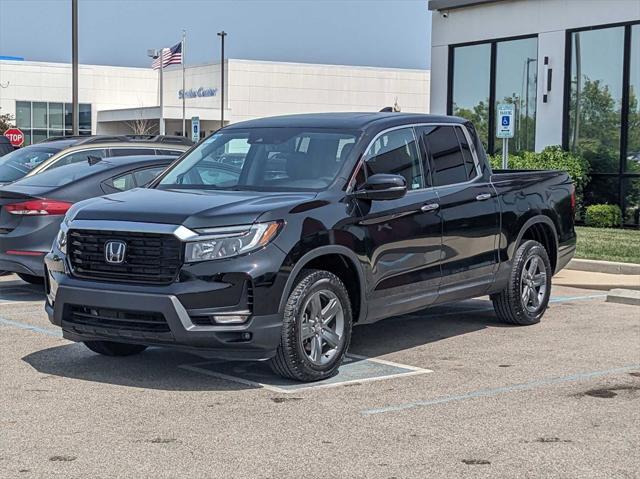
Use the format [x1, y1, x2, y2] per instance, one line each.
[241, 332, 252, 341]
[212, 314, 249, 324]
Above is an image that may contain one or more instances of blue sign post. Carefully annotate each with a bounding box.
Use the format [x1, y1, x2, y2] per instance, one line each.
[191, 116, 200, 143]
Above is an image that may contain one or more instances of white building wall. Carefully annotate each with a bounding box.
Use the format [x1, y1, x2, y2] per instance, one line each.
[0, 60, 157, 133]
[430, 0, 640, 150]
[1, 58, 430, 138]
[227, 59, 430, 123]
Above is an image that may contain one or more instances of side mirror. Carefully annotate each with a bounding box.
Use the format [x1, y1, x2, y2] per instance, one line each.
[351, 174, 407, 201]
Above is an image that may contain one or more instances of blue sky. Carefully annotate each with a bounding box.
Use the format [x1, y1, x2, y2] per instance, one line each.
[0, 0, 431, 70]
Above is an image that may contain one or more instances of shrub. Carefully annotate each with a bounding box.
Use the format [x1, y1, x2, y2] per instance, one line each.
[584, 204, 623, 228]
[489, 146, 590, 215]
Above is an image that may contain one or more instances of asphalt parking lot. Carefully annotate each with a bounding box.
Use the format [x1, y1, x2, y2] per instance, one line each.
[1, 273, 638, 478]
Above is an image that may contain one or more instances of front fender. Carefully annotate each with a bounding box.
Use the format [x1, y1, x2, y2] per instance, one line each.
[277, 244, 367, 323]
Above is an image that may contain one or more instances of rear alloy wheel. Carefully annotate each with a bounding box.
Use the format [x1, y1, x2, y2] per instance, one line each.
[491, 240, 552, 325]
[17, 273, 44, 285]
[269, 269, 352, 382]
[84, 340, 148, 357]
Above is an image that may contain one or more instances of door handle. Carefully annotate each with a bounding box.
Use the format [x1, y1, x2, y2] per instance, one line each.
[421, 203, 440, 212]
[476, 193, 492, 201]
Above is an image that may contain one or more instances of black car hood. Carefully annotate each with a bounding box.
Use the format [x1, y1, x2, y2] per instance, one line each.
[68, 187, 318, 229]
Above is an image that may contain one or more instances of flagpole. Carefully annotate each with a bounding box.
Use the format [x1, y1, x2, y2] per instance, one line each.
[159, 49, 165, 136]
[182, 29, 186, 137]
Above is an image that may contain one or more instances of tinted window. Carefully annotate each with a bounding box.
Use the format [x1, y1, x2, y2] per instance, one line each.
[50, 149, 107, 169]
[423, 126, 469, 186]
[454, 127, 478, 180]
[156, 149, 183, 157]
[133, 166, 165, 187]
[0, 147, 59, 182]
[15, 160, 108, 187]
[158, 128, 359, 191]
[109, 148, 155, 157]
[364, 128, 423, 190]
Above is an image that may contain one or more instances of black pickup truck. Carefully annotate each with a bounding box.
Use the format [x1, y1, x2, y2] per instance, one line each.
[44, 113, 576, 381]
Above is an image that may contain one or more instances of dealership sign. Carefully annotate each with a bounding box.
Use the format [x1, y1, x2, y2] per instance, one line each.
[179, 87, 218, 99]
[4, 128, 24, 147]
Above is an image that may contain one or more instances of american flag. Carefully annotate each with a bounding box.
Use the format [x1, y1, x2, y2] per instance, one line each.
[151, 41, 182, 70]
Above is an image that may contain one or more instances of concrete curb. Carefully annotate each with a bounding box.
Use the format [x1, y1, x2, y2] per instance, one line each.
[606, 289, 640, 307]
[567, 258, 640, 275]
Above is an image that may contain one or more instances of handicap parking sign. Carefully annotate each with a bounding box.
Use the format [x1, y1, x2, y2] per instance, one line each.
[496, 104, 515, 138]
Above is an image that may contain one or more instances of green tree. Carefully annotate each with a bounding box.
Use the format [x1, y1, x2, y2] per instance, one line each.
[0, 113, 15, 133]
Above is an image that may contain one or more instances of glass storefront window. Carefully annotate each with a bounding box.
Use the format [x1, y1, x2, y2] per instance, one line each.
[451, 43, 491, 151]
[14, 100, 93, 145]
[568, 27, 625, 174]
[32, 129, 48, 145]
[583, 176, 621, 210]
[494, 37, 538, 155]
[627, 25, 640, 174]
[623, 177, 640, 225]
[64, 103, 73, 131]
[48, 103, 64, 130]
[16, 101, 31, 129]
[32, 102, 48, 130]
[79, 104, 91, 131]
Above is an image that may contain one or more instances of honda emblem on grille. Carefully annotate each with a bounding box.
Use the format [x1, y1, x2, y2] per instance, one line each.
[104, 240, 127, 264]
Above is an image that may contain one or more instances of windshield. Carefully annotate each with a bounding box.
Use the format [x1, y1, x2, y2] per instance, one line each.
[156, 128, 359, 191]
[0, 147, 60, 183]
[15, 159, 110, 188]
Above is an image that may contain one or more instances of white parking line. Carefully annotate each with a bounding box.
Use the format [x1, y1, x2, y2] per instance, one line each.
[360, 364, 640, 416]
[180, 356, 432, 393]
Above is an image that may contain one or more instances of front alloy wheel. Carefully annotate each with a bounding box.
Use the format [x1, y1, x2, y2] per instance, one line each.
[269, 269, 352, 382]
[300, 289, 345, 366]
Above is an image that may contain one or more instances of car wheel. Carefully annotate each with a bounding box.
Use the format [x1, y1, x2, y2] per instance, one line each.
[17, 273, 44, 285]
[491, 240, 552, 325]
[269, 269, 352, 382]
[84, 340, 148, 357]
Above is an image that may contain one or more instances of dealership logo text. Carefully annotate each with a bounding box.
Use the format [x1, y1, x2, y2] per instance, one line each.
[179, 87, 218, 99]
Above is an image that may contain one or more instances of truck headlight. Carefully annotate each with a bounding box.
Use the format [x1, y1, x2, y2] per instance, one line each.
[185, 221, 282, 263]
[56, 227, 68, 254]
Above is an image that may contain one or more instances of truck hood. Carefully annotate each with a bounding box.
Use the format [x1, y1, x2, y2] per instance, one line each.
[67, 187, 318, 229]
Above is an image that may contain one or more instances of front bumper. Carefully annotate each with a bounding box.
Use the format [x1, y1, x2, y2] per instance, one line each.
[44, 244, 288, 360]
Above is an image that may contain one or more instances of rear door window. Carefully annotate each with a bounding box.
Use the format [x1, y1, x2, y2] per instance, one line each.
[421, 125, 473, 186]
[50, 148, 107, 169]
[156, 149, 183, 157]
[109, 148, 155, 157]
[133, 166, 165, 186]
[104, 166, 168, 191]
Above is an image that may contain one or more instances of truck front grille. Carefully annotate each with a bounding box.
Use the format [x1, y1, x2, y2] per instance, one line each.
[68, 229, 182, 284]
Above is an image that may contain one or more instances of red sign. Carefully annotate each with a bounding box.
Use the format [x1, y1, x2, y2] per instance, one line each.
[4, 128, 24, 147]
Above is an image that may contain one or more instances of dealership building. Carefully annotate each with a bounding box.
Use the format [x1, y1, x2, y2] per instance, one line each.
[0, 58, 429, 142]
[429, 0, 640, 226]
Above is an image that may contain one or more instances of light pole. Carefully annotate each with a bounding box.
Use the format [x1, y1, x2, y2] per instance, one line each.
[72, 0, 79, 135]
[217, 31, 227, 128]
[147, 49, 165, 136]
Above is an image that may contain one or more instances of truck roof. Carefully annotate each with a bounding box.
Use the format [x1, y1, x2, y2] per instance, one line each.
[225, 112, 466, 130]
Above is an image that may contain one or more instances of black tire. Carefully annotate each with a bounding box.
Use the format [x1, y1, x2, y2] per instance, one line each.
[17, 273, 44, 285]
[269, 269, 353, 382]
[491, 240, 552, 325]
[84, 340, 148, 357]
